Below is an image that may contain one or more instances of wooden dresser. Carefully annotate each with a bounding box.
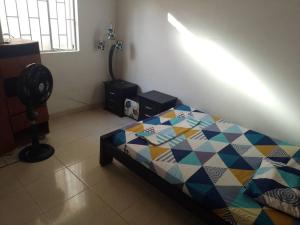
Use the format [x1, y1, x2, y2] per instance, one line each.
[0, 39, 50, 155]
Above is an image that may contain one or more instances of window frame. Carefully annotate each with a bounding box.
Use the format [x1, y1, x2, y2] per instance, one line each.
[0, 0, 79, 53]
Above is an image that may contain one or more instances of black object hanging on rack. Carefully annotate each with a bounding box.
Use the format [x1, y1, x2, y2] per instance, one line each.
[108, 44, 117, 81]
[108, 40, 123, 81]
[17, 63, 55, 163]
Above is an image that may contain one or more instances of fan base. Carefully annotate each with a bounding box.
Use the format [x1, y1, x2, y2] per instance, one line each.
[19, 144, 55, 163]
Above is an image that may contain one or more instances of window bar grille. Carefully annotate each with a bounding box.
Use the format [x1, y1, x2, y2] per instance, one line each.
[14, 0, 22, 38]
[63, 0, 68, 49]
[36, 0, 44, 50]
[68, 1, 73, 49]
[46, 0, 53, 50]
[1, 0, 77, 51]
[72, 0, 77, 50]
[3, 0, 10, 37]
[55, 0, 61, 49]
[25, 0, 33, 40]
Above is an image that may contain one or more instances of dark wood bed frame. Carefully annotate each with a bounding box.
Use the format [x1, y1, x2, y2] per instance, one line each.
[100, 131, 229, 225]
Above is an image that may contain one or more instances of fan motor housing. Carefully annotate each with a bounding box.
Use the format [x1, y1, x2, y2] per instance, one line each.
[17, 63, 53, 109]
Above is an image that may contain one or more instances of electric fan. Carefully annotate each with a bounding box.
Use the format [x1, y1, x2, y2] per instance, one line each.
[17, 63, 55, 163]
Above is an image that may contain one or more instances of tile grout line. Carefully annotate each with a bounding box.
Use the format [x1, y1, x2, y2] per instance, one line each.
[48, 128, 102, 154]
[21, 164, 85, 224]
[46, 132, 96, 150]
[25, 180, 87, 224]
[16, 160, 66, 189]
[47, 128, 128, 155]
[12, 109, 134, 225]
[0, 109, 132, 225]
[65, 163, 133, 225]
[1, 159, 66, 225]
[21, 181, 53, 224]
[54, 151, 99, 168]
[5, 163, 47, 222]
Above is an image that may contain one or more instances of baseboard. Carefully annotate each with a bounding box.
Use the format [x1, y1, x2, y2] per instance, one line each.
[49, 102, 104, 119]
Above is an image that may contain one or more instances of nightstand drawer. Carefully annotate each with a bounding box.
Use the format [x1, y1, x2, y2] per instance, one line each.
[107, 90, 118, 97]
[140, 101, 160, 117]
[138, 91, 177, 121]
[106, 98, 121, 114]
[140, 113, 152, 119]
[106, 88, 121, 99]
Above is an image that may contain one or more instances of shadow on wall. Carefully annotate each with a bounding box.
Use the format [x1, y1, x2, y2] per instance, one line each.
[167, 13, 299, 134]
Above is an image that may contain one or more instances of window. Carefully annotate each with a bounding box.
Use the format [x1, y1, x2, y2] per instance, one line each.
[0, 0, 78, 52]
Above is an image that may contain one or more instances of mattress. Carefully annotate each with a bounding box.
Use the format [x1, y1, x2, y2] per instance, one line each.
[112, 105, 300, 225]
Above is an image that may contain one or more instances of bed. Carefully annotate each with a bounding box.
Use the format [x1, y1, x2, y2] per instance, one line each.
[100, 104, 300, 225]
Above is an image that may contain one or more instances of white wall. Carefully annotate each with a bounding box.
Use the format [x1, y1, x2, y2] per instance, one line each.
[42, 0, 116, 115]
[116, 0, 300, 145]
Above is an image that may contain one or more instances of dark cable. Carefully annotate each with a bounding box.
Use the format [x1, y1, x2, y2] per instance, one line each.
[109, 44, 116, 80]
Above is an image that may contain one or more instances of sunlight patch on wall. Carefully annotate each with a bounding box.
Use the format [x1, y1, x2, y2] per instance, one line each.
[167, 13, 300, 137]
[168, 13, 278, 107]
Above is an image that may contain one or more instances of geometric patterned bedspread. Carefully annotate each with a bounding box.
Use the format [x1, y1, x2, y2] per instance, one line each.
[112, 105, 300, 225]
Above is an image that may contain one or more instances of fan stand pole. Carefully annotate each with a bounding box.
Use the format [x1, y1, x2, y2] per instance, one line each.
[19, 109, 55, 163]
[31, 119, 41, 149]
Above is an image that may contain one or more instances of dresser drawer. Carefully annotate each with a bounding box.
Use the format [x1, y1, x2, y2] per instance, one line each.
[7, 97, 26, 115]
[0, 54, 41, 79]
[10, 106, 48, 133]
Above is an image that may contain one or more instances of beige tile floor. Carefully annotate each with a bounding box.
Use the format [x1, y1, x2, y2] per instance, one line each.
[0, 108, 205, 225]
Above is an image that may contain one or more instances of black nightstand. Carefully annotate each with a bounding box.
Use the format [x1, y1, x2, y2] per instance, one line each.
[104, 80, 138, 117]
[138, 90, 177, 120]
